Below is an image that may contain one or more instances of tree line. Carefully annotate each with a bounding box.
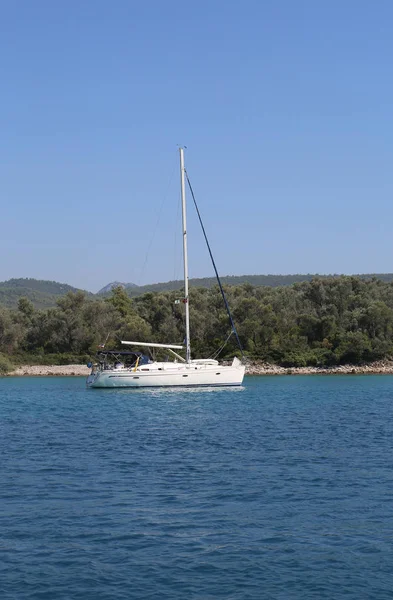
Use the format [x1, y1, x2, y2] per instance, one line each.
[1, 276, 393, 372]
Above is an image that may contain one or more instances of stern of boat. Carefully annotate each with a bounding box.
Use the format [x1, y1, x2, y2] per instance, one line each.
[86, 373, 96, 387]
[230, 356, 246, 383]
[86, 364, 101, 388]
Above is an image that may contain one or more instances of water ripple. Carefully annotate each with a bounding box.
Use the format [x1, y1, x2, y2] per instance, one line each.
[1, 375, 393, 598]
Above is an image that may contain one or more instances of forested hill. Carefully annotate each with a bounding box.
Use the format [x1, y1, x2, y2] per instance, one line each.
[0, 279, 90, 309]
[3, 274, 393, 309]
[2, 276, 393, 371]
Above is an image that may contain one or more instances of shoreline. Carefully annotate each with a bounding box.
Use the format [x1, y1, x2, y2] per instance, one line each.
[245, 359, 393, 376]
[5, 360, 393, 377]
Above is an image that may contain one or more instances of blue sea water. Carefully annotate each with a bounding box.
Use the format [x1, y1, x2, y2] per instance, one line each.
[1, 375, 393, 599]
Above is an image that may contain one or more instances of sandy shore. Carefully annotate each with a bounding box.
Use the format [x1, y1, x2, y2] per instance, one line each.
[6, 360, 393, 377]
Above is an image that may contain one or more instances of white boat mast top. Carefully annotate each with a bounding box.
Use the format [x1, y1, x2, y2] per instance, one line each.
[179, 147, 191, 363]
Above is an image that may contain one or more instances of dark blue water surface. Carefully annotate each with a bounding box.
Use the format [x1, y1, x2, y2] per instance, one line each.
[1, 375, 393, 599]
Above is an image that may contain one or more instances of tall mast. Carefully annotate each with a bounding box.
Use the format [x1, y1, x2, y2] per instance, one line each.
[179, 147, 191, 363]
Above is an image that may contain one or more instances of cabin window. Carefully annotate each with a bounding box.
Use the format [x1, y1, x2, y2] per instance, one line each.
[133, 377, 139, 379]
[141, 368, 149, 371]
[216, 372, 221, 375]
[182, 374, 188, 377]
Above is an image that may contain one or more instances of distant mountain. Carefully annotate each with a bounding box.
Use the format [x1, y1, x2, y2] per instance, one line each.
[97, 281, 138, 294]
[0, 278, 90, 309]
[98, 282, 125, 294]
[102, 273, 393, 297]
[98, 274, 317, 297]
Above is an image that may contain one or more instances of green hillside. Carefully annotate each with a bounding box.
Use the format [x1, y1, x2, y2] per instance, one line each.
[0, 278, 90, 309]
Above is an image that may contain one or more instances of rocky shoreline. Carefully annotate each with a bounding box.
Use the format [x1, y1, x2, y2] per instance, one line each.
[8, 365, 91, 377]
[6, 360, 393, 377]
[245, 359, 393, 375]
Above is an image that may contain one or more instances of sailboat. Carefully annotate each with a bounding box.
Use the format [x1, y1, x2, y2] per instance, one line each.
[86, 148, 245, 388]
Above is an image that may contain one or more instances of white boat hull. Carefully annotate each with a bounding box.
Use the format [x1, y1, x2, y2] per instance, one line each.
[87, 360, 245, 388]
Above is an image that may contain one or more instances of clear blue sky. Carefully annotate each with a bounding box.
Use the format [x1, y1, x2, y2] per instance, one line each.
[1, 0, 393, 292]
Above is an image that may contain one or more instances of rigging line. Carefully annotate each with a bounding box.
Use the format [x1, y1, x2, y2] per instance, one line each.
[98, 331, 112, 348]
[185, 170, 245, 359]
[137, 159, 177, 286]
[210, 330, 234, 360]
